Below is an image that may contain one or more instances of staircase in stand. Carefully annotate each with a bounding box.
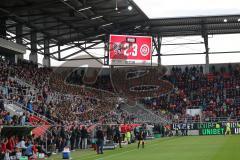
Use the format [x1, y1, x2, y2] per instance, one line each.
[29, 115, 51, 137]
[4, 77, 54, 137]
[4, 100, 53, 137]
[120, 103, 171, 125]
[31, 125, 51, 137]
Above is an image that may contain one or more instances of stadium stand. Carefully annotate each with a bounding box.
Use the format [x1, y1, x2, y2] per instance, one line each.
[1, 55, 240, 157]
[143, 65, 240, 123]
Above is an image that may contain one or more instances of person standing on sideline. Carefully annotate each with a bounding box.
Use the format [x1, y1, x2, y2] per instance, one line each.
[96, 127, 104, 154]
[137, 128, 145, 149]
[76, 127, 81, 149]
[225, 121, 231, 135]
[126, 131, 131, 144]
[81, 126, 88, 149]
[70, 127, 76, 151]
[114, 126, 122, 148]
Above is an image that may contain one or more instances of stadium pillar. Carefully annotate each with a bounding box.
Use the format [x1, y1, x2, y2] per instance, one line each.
[43, 38, 51, 67]
[157, 35, 162, 66]
[0, 17, 7, 38]
[58, 45, 61, 60]
[203, 35, 209, 74]
[202, 25, 209, 73]
[206, 52, 209, 73]
[29, 32, 38, 63]
[16, 24, 24, 60]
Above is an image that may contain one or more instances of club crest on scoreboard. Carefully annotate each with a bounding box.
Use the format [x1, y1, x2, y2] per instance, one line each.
[140, 44, 150, 56]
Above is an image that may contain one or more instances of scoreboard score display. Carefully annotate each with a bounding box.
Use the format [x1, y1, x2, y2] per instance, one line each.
[109, 34, 152, 66]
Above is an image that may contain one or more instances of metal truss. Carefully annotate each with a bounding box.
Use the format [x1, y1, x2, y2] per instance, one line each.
[1, 0, 240, 65]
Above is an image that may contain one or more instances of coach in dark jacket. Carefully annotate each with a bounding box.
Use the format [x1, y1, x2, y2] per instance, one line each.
[81, 126, 88, 149]
[114, 126, 122, 148]
[96, 127, 104, 154]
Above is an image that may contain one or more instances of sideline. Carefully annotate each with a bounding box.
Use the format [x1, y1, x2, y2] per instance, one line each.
[95, 137, 181, 160]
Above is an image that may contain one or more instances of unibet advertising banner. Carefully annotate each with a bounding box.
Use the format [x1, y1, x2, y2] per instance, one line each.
[199, 128, 240, 136]
[172, 122, 240, 130]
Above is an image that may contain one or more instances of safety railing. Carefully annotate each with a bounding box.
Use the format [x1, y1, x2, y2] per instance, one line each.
[173, 116, 240, 123]
[3, 99, 56, 125]
[8, 76, 37, 90]
[120, 103, 170, 125]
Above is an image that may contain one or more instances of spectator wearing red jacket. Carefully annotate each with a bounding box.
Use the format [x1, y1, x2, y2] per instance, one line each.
[1, 138, 7, 153]
[6, 137, 14, 152]
[0, 138, 7, 159]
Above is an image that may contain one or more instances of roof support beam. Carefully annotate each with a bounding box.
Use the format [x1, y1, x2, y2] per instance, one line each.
[62, 57, 105, 61]
[49, 45, 76, 55]
[8, 23, 63, 40]
[0, 7, 55, 42]
[60, 41, 102, 60]
[7, 1, 60, 13]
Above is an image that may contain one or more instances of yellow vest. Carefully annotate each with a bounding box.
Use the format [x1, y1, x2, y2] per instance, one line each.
[126, 132, 131, 138]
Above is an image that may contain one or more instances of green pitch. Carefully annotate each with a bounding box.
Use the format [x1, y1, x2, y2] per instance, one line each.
[50, 135, 240, 160]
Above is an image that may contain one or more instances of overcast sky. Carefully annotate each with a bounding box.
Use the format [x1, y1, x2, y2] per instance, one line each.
[133, 0, 240, 19]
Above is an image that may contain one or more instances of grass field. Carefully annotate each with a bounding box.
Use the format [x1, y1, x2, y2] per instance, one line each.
[50, 135, 240, 160]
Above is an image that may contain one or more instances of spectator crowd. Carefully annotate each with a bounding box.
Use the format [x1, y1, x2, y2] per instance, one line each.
[1, 57, 240, 159]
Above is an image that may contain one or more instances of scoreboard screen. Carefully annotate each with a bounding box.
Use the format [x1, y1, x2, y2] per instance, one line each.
[108, 34, 152, 66]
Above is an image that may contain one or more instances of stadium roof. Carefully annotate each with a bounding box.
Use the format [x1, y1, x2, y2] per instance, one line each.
[2, 0, 240, 44]
[149, 15, 240, 37]
[2, 0, 147, 46]
[1, 0, 240, 62]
